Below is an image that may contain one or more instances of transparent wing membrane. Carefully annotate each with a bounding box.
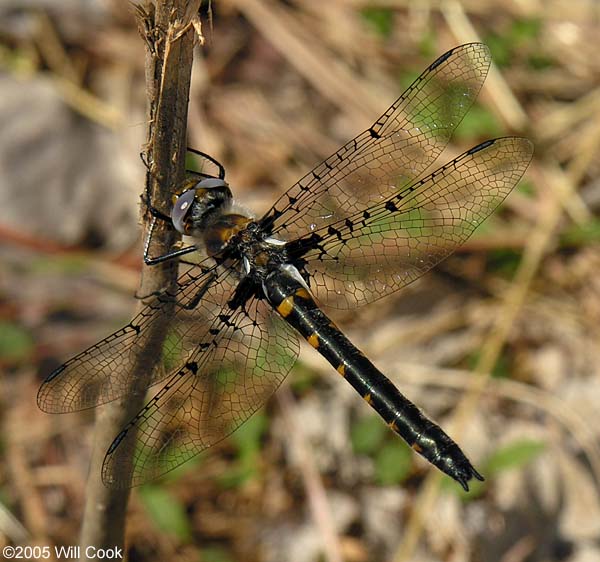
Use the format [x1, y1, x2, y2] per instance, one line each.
[261, 43, 491, 240]
[102, 297, 299, 488]
[38, 260, 230, 413]
[296, 137, 533, 309]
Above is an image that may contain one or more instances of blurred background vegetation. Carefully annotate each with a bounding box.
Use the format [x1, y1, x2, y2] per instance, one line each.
[1, 1, 600, 561]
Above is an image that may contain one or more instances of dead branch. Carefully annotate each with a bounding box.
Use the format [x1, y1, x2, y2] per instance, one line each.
[78, 0, 199, 555]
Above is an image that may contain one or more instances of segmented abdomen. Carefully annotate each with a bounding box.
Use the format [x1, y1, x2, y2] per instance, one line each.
[263, 266, 483, 491]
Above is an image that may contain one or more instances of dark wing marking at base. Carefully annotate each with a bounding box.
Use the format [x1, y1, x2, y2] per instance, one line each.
[37, 259, 234, 413]
[290, 137, 533, 309]
[260, 43, 491, 241]
[101, 292, 300, 488]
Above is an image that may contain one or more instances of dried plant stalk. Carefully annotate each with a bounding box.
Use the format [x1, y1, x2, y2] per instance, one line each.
[79, 0, 199, 554]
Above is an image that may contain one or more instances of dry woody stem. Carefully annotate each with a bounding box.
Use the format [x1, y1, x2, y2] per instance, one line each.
[78, 0, 199, 555]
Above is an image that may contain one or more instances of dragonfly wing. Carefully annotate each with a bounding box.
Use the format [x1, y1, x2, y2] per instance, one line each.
[289, 137, 533, 308]
[37, 259, 237, 413]
[101, 292, 300, 488]
[260, 43, 491, 240]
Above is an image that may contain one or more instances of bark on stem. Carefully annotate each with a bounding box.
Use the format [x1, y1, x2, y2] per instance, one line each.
[79, 1, 200, 556]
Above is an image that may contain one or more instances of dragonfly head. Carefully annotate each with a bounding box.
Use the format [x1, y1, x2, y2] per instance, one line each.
[172, 178, 232, 234]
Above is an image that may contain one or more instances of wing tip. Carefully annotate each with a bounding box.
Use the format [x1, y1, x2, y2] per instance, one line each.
[467, 136, 534, 162]
[429, 42, 491, 72]
[37, 365, 67, 413]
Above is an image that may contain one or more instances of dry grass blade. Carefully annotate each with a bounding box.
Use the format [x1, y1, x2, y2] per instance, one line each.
[31, 11, 123, 128]
[277, 388, 344, 562]
[441, 0, 529, 131]
[385, 364, 600, 483]
[235, 0, 385, 126]
[534, 88, 600, 143]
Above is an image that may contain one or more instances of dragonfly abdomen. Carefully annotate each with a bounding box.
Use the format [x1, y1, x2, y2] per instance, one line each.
[263, 266, 483, 491]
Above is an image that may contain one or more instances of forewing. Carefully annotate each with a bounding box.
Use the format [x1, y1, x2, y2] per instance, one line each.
[292, 137, 533, 308]
[260, 43, 491, 240]
[101, 293, 300, 488]
[37, 259, 234, 413]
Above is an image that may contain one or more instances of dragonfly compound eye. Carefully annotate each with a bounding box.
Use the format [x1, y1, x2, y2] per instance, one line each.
[171, 188, 197, 233]
[195, 179, 233, 209]
[172, 178, 233, 234]
[195, 178, 229, 190]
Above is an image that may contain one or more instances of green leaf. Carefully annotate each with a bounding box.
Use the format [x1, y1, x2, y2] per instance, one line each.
[351, 415, 387, 455]
[374, 442, 412, 485]
[0, 321, 34, 363]
[417, 32, 436, 58]
[231, 410, 268, 458]
[517, 179, 536, 197]
[216, 412, 269, 489]
[484, 35, 512, 68]
[398, 69, 421, 91]
[31, 254, 89, 275]
[217, 465, 256, 489]
[486, 20, 548, 72]
[162, 454, 204, 484]
[509, 18, 542, 43]
[561, 218, 600, 246]
[133, 436, 204, 487]
[161, 331, 185, 372]
[185, 151, 210, 175]
[199, 546, 235, 562]
[467, 349, 512, 378]
[454, 105, 503, 140]
[487, 248, 523, 278]
[139, 486, 192, 541]
[289, 362, 319, 393]
[527, 54, 555, 71]
[214, 367, 240, 395]
[360, 7, 394, 39]
[485, 439, 546, 474]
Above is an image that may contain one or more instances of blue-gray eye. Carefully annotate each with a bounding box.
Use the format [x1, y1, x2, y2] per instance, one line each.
[196, 178, 228, 189]
[171, 189, 196, 233]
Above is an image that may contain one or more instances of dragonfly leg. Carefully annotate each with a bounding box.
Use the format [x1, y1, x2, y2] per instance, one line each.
[139, 191, 173, 224]
[143, 216, 198, 266]
[186, 147, 226, 180]
[139, 148, 174, 224]
[140, 148, 226, 226]
[135, 271, 215, 310]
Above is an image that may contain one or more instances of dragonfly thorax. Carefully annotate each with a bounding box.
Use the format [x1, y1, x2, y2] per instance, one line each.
[203, 213, 254, 257]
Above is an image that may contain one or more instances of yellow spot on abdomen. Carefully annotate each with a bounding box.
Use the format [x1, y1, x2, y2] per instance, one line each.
[294, 287, 311, 300]
[363, 393, 372, 405]
[307, 333, 319, 348]
[412, 443, 423, 453]
[337, 363, 346, 377]
[388, 420, 398, 432]
[277, 296, 294, 318]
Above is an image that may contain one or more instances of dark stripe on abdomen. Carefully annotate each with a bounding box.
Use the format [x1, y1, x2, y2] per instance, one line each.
[263, 267, 483, 491]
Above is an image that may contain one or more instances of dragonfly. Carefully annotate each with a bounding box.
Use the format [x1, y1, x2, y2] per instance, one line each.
[38, 43, 533, 491]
